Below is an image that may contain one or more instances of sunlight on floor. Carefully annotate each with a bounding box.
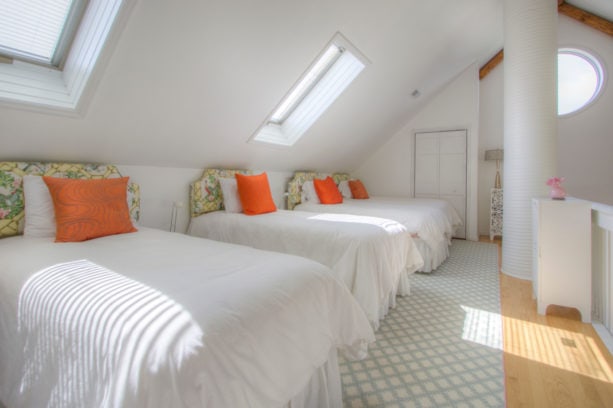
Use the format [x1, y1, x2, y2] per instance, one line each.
[503, 314, 613, 383]
[461, 305, 503, 350]
[462, 302, 613, 383]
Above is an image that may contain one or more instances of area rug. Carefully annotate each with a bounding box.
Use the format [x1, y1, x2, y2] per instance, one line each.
[341, 240, 504, 407]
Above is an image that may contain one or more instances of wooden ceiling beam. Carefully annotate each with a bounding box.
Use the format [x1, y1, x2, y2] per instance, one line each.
[479, 1, 612, 80]
[558, 2, 613, 36]
[479, 50, 504, 80]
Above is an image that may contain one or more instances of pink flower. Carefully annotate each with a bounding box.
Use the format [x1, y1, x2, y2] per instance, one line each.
[0, 208, 9, 219]
[546, 176, 565, 186]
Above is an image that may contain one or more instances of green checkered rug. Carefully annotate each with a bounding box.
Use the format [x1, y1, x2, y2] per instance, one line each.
[340, 240, 504, 407]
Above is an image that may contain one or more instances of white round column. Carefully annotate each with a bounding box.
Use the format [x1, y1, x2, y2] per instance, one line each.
[502, 0, 558, 280]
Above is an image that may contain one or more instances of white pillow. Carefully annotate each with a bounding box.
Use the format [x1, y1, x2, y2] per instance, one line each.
[301, 180, 320, 204]
[23, 175, 56, 237]
[219, 177, 243, 213]
[338, 180, 352, 199]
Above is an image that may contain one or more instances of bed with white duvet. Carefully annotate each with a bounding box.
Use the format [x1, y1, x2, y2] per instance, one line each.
[188, 210, 423, 329]
[0, 228, 375, 408]
[288, 172, 463, 272]
[295, 197, 461, 272]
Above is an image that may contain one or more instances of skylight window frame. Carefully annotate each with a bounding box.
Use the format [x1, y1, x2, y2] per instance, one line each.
[51, 0, 91, 68]
[250, 32, 369, 147]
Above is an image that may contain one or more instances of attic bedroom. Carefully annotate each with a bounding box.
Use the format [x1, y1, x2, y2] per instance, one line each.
[1, 0, 612, 407]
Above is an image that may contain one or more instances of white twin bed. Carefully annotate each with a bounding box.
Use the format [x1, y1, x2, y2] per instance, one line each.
[187, 169, 424, 329]
[288, 172, 463, 272]
[0, 163, 375, 408]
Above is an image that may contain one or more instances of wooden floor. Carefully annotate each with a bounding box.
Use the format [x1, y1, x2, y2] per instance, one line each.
[480, 236, 613, 407]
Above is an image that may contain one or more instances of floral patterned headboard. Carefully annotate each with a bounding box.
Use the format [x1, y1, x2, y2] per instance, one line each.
[190, 169, 252, 218]
[0, 162, 140, 238]
[287, 171, 351, 210]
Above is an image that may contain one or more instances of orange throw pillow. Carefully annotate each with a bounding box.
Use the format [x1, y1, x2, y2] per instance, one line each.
[43, 176, 137, 242]
[235, 173, 277, 215]
[349, 179, 369, 199]
[314, 176, 343, 204]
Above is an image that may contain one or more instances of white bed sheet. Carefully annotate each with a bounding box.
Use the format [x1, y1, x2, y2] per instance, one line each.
[295, 197, 462, 272]
[188, 210, 423, 329]
[0, 228, 374, 408]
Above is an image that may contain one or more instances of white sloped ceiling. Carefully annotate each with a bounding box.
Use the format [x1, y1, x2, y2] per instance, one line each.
[0, 0, 505, 171]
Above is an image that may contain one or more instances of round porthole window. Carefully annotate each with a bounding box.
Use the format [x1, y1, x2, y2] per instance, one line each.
[558, 48, 605, 116]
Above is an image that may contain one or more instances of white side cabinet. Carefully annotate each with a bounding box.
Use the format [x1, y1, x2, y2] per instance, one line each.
[532, 198, 592, 322]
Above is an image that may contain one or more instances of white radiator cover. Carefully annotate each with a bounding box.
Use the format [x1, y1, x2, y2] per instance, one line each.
[501, 0, 558, 280]
[592, 205, 613, 345]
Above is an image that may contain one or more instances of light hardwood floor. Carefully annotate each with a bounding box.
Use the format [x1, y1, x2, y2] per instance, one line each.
[481, 236, 613, 407]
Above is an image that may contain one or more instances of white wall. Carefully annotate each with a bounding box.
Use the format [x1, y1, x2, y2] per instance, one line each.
[557, 16, 613, 205]
[117, 165, 292, 233]
[354, 64, 480, 241]
[478, 15, 613, 236]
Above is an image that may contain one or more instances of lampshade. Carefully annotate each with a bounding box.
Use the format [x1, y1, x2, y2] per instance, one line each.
[485, 149, 504, 161]
[485, 149, 504, 189]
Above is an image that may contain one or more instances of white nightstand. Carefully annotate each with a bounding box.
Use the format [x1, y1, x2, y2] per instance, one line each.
[489, 188, 503, 240]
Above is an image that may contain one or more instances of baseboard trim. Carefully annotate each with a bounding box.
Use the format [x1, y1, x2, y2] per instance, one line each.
[592, 322, 613, 356]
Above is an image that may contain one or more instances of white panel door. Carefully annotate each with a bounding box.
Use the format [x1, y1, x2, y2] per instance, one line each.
[414, 130, 467, 238]
[414, 135, 439, 196]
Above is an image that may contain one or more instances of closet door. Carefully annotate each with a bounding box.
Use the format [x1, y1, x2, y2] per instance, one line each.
[414, 130, 467, 238]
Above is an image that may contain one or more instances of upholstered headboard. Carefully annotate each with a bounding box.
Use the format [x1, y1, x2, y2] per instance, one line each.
[189, 168, 252, 218]
[287, 171, 351, 210]
[0, 162, 140, 238]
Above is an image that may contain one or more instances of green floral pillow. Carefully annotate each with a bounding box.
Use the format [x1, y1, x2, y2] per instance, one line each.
[190, 169, 251, 218]
[0, 168, 25, 237]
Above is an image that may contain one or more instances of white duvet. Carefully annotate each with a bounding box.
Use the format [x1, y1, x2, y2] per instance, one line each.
[295, 197, 462, 273]
[296, 197, 462, 251]
[0, 228, 375, 408]
[188, 210, 423, 329]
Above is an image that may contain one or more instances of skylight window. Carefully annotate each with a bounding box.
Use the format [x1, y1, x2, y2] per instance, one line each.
[251, 32, 369, 147]
[558, 48, 605, 116]
[0, 0, 87, 67]
[0, 0, 132, 112]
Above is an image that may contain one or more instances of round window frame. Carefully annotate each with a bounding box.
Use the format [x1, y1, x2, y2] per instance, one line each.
[558, 47, 606, 118]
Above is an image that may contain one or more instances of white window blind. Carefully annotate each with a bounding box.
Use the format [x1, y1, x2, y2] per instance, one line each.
[269, 44, 343, 124]
[0, 0, 83, 66]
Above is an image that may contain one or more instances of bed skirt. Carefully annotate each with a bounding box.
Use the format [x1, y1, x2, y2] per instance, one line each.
[415, 238, 451, 273]
[287, 349, 342, 408]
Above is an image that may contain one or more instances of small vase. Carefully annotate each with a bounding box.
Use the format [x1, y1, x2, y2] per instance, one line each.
[549, 185, 566, 200]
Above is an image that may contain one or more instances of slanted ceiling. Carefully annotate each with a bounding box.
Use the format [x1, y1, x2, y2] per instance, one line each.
[0, 0, 505, 171]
